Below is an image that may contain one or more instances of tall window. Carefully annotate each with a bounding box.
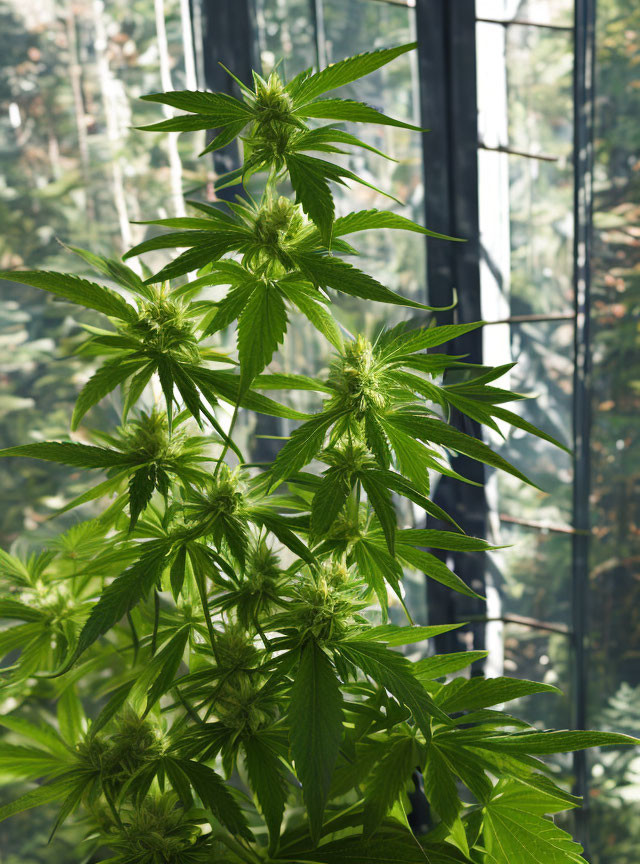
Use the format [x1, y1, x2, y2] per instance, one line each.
[0, 1, 638, 859]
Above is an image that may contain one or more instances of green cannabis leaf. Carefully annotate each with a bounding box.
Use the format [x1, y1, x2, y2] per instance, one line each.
[483, 780, 587, 864]
[289, 640, 344, 842]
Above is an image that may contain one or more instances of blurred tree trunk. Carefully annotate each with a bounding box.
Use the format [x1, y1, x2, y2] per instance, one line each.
[66, 3, 96, 226]
[154, 0, 187, 218]
[93, 0, 133, 250]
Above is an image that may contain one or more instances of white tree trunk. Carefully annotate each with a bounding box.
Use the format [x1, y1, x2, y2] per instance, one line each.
[93, 0, 133, 251]
[154, 0, 187, 219]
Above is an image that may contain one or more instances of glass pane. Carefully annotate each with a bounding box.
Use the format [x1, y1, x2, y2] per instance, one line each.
[476, 9, 575, 691]
[476, 0, 574, 29]
[477, 15, 574, 316]
[475, 4, 578, 798]
[0, 0, 202, 543]
[505, 18, 574, 314]
[485, 319, 574, 526]
[501, 621, 572, 730]
[254, 0, 317, 77]
[488, 527, 573, 627]
[322, 0, 426, 321]
[505, 24, 573, 161]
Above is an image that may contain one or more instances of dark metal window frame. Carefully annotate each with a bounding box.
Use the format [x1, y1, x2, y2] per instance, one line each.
[571, 0, 596, 850]
[414, 0, 487, 662]
[415, 0, 596, 851]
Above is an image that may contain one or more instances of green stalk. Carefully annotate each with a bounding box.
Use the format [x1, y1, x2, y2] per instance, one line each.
[194, 568, 220, 665]
[214, 401, 241, 478]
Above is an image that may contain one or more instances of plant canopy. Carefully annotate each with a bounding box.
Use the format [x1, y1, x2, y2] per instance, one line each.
[0, 42, 634, 864]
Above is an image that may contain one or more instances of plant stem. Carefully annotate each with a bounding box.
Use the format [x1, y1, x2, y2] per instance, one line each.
[194, 569, 220, 664]
[214, 401, 241, 477]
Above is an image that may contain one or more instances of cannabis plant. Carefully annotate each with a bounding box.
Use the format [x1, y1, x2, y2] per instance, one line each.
[0, 43, 634, 864]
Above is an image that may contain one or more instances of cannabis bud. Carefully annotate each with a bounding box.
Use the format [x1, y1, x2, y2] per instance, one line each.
[127, 291, 199, 362]
[330, 336, 390, 421]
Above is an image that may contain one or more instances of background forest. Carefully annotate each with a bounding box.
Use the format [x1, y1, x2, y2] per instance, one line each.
[0, 0, 638, 861]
